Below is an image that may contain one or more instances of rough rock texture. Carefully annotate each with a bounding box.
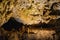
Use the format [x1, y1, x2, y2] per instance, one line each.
[0, 0, 60, 26]
[0, 0, 14, 26]
[0, 0, 60, 40]
[12, 0, 60, 25]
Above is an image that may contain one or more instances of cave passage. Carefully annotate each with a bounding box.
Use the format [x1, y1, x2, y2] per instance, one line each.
[1, 18, 60, 31]
[1, 17, 23, 31]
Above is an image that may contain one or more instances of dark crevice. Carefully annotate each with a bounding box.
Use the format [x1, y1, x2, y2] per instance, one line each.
[49, 10, 60, 15]
[27, 23, 55, 29]
[0, 0, 2, 2]
[1, 17, 23, 31]
[50, 2, 60, 15]
[50, 2, 60, 10]
[47, 0, 50, 1]
[1, 18, 60, 31]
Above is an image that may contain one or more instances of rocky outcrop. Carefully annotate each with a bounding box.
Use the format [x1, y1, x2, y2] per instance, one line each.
[0, 0, 60, 40]
[0, 0, 60, 26]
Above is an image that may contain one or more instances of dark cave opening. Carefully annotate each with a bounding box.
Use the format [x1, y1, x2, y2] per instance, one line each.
[1, 17, 23, 31]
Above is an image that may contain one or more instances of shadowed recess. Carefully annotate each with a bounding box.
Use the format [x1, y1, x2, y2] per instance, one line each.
[1, 17, 23, 31]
